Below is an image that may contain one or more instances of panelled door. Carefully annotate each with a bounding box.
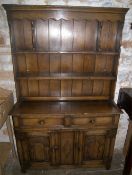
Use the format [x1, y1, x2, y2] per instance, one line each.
[16, 129, 116, 168]
[82, 129, 117, 168]
[15, 131, 51, 169]
[50, 130, 83, 165]
[50, 128, 117, 167]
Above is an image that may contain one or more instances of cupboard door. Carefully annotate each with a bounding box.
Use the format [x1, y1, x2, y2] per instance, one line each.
[50, 130, 84, 165]
[50, 130, 76, 165]
[29, 136, 50, 163]
[60, 131, 75, 165]
[16, 132, 50, 168]
[82, 129, 117, 169]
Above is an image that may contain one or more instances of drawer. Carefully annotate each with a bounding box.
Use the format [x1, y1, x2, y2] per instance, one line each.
[71, 116, 114, 127]
[13, 115, 115, 129]
[13, 116, 64, 128]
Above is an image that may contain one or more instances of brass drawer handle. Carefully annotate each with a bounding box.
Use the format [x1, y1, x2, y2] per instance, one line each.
[89, 119, 96, 124]
[38, 120, 45, 125]
[51, 145, 59, 151]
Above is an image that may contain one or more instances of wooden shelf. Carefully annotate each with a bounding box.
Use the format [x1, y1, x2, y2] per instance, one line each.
[21, 96, 110, 101]
[13, 51, 119, 55]
[16, 72, 116, 80]
[11, 100, 121, 115]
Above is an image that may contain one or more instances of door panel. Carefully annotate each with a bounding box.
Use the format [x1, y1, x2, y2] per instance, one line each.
[16, 132, 50, 165]
[60, 131, 74, 164]
[82, 129, 117, 168]
[29, 136, 50, 162]
[83, 135, 105, 160]
[50, 131, 60, 165]
[50, 130, 85, 165]
[50, 130, 76, 165]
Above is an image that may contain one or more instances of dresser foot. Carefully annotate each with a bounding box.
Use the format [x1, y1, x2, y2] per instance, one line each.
[105, 158, 112, 170]
[21, 167, 27, 173]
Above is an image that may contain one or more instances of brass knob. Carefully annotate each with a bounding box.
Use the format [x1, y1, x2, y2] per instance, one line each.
[38, 120, 45, 125]
[51, 145, 59, 151]
[89, 119, 95, 124]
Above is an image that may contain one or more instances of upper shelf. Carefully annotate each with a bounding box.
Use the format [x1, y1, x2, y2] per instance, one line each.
[16, 72, 116, 80]
[13, 51, 119, 55]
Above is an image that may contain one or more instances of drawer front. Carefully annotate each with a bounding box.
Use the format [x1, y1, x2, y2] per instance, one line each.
[13, 116, 64, 128]
[71, 116, 113, 127]
[13, 115, 117, 129]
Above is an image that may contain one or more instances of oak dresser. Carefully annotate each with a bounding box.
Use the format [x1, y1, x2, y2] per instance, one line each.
[3, 5, 128, 172]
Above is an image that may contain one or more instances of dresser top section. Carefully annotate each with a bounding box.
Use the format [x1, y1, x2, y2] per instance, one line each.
[3, 4, 128, 102]
[11, 101, 121, 116]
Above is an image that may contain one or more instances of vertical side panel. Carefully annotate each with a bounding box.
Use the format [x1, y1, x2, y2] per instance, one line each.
[95, 55, 107, 73]
[72, 80, 82, 96]
[12, 20, 25, 50]
[110, 56, 119, 99]
[26, 54, 38, 72]
[23, 20, 33, 50]
[50, 54, 61, 73]
[93, 80, 103, 96]
[104, 129, 117, 169]
[73, 54, 84, 73]
[28, 80, 39, 96]
[19, 80, 28, 97]
[61, 20, 73, 51]
[98, 21, 118, 51]
[35, 19, 49, 51]
[85, 20, 98, 51]
[102, 81, 111, 96]
[50, 80, 60, 97]
[83, 55, 95, 73]
[105, 56, 114, 73]
[38, 54, 49, 73]
[39, 80, 49, 96]
[61, 54, 72, 73]
[61, 80, 72, 97]
[16, 54, 27, 73]
[82, 80, 93, 96]
[73, 20, 85, 51]
[49, 19, 60, 51]
[95, 55, 114, 73]
[116, 22, 123, 51]
[15, 137, 29, 170]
